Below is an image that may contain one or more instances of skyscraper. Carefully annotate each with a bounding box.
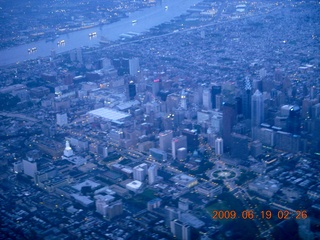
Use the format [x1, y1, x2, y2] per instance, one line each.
[159, 130, 173, 152]
[286, 105, 301, 135]
[222, 102, 237, 149]
[129, 57, 140, 76]
[148, 164, 158, 185]
[203, 89, 212, 110]
[182, 129, 199, 152]
[133, 163, 148, 181]
[127, 80, 136, 100]
[211, 85, 221, 110]
[165, 206, 181, 227]
[172, 136, 187, 159]
[215, 137, 223, 156]
[63, 140, 74, 158]
[170, 219, 191, 240]
[251, 90, 264, 139]
[180, 90, 187, 110]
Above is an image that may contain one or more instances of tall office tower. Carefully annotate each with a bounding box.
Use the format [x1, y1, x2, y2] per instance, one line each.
[182, 129, 199, 152]
[165, 206, 181, 227]
[170, 219, 191, 240]
[180, 90, 187, 110]
[148, 164, 158, 185]
[133, 163, 148, 181]
[172, 136, 187, 159]
[230, 133, 249, 160]
[211, 85, 221, 110]
[242, 77, 252, 119]
[105, 200, 123, 220]
[215, 137, 223, 156]
[251, 90, 264, 139]
[127, 80, 136, 100]
[215, 94, 223, 110]
[159, 130, 173, 152]
[63, 140, 74, 158]
[203, 88, 212, 110]
[129, 57, 140, 76]
[286, 105, 301, 134]
[56, 113, 68, 126]
[22, 159, 37, 178]
[152, 79, 161, 96]
[211, 111, 223, 134]
[222, 102, 237, 149]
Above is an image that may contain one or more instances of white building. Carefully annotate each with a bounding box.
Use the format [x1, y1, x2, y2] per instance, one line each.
[63, 140, 74, 158]
[148, 164, 158, 185]
[133, 163, 148, 181]
[126, 180, 142, 192]
[129, 57, 140, 76]
[202, 88, 212, 110]
[172, 136, 187, 159]
[215, 137, 223, 156]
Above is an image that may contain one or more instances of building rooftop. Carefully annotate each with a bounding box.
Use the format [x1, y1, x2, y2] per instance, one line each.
[88, 108, 130, 121]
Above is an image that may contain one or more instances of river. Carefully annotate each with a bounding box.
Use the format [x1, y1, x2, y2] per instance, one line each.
[0, 0, 203, 67]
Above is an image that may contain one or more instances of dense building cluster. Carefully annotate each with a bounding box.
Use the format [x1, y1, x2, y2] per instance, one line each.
[0, 0, 320, 239]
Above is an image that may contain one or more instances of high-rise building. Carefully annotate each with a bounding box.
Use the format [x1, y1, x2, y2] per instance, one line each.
[172, 136, 187, 159]
[152, 79, 161, 96]
[103, 200, 123, 220]
[211, 85, 221, 110]
[251, 90, 264, 139]
[211, 111, 223, 134]
[133, 163, 148, 181]
[286, 105, 301, 135]
[202, 89, 212, 110]
[177, 148, 187, 161]
[242, 77, 252, 119]
[159, 130, 173, 152]
[251, 90, 264, 127]
[222, 102, 237, 149]
[129, 57, 140, 76]
[148, 164, 158, 185]
[170, 219, 191, 240]
[180, 90, 187, 110]
[63, 140, 74, 158]
[165, 206, 181, 227]
[215, 137, 223, 156]
[127, 80, 136, 100]
[182, 129, 199, 152]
